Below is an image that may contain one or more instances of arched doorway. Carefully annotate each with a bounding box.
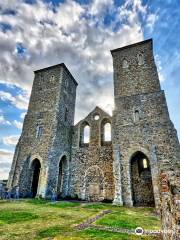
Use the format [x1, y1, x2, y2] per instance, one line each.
[31, 159, 41, 198]
[131, 151, 155, 206]
[84, 166, 104, 202]
[57, 156, 68, 199]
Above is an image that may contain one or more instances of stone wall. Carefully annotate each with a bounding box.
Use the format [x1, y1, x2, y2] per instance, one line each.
[8, 64, 77, 198]
[112, 39, 161, 98]
[45, 64, 77, 198]
[111, 39, 180, 211]
[131, 152, 154, 206]
[70, 107, 115, 201]
[160, 167, 180, 239]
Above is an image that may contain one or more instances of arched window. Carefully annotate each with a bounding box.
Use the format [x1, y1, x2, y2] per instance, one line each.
[101, 119, 111, 146]
[50, 75, 55, 82]
[40, 72, 44, 81]
[143, 158, 148, 169]
[80, 122, 90, 147]
[36, 125, 43, 138]
[134, 110, 140, 122]
[84, 125, 90, 144]
[65, 107, 68, 122]
[65, 79, 68, 89]
[122, 58, 129, 68]
[137, 53, 144, 65]
[104, 123, 111, 141]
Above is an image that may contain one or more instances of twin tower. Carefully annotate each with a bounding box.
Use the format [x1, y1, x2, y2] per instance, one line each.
[8, 39, 180, 210]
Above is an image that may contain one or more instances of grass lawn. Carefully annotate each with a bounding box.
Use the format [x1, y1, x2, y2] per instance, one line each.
[0, 199, 160, 240]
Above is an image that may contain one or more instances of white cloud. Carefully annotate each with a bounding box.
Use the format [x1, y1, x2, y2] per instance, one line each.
[0, 149, 13, 180]
[0, 115, 23, 129]
[0, 91, 29, 110]
[0, 0, 154, 122]
[0, 115, 11, 125]
[3, 135, 19, 146]
[20, 112, 26, 119]
[13, 120, 23, 129]
[118, 0, 147, 24]
[155, 54, 165, 82]
[146, 13, 158, 32]
[89, 0, 114, 16]
[55, 0, 85, 30]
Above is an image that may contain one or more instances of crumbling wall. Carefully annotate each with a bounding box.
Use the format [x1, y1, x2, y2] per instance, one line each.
[70, 107, 115, 201]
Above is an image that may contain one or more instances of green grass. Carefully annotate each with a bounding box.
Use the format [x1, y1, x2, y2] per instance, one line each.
[96, 207, 160, 230]
[0, 199, 160, 240]
[37, 225, 66, 238]
[0, 210, 38, 225]
[74, 229, 158, 240]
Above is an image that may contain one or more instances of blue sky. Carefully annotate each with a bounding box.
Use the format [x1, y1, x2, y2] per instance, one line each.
[0, 0, 180, 179]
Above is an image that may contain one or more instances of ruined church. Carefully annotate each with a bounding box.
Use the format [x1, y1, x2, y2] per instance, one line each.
[8, 39, 180, 214]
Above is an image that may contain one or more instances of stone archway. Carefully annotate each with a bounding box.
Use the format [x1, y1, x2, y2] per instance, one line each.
[131, 151, 155, 206]
[31, 159, 41, 198]
[84, 166, 104, 202]
[57, 155, 69, 199]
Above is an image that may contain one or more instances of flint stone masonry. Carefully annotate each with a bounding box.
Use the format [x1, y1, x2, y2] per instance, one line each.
[131, 153, 155, 206]
[8, 39, 180, 239]
[8, 64, 77, 198]
[70, 106, 114, 201]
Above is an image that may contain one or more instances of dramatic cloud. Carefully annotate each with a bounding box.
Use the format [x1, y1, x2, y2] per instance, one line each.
[0, 0, 156, 123]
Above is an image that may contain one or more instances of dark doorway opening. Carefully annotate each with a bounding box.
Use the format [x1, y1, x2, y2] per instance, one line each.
[31, 159, 41, 198]
[131, 151, 155, 206]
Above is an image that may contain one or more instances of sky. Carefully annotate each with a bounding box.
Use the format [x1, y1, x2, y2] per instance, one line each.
[0, 0, 180, 180]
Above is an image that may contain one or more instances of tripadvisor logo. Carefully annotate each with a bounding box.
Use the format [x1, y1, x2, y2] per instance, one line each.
[135, 227, 144, 235]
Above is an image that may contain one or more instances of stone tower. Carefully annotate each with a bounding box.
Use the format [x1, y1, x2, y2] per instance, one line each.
[111, 39, 180, 208]
[8, 63, 78, 198]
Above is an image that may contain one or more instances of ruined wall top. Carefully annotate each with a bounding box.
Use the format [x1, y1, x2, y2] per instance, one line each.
[73, 106, 112, 148]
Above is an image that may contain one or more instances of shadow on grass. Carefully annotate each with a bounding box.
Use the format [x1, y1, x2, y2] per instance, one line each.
[82, 203, 109, 210]
[26, 199, 81, 208]
[37, 225, 67, 239]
